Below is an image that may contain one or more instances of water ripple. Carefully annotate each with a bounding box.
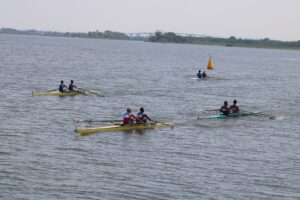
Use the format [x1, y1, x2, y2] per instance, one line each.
[0, 34, 300, 200]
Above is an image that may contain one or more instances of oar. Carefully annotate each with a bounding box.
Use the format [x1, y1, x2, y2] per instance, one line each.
[226, 111, 276, 119]
[204, 109, 219, 112]
[259, 113, 277, 120]
[74, 119, 122, 123]
[76, 89, 88, 96]
[88, 91, 101, 96]
[47, 89, 58, 92]
[152, 120, 173, 127]
[81, 89, 100, 96]
[78, 88, 102, 96]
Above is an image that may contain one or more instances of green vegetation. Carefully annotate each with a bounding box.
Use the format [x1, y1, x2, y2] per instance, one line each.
[1, 28, 300, 50]
[0, 28, 130, 40]
[148, 31, 300, 50]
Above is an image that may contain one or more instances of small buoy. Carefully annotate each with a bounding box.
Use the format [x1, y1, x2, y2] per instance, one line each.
[207, 57, 214, 70]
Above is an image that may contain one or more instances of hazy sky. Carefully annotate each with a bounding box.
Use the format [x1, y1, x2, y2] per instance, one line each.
[1, 0, 299, 41]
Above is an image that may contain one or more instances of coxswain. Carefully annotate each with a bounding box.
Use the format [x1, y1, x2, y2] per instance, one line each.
[197, 70, 202, 78]
[230, 100, 240, 113]
[220, 101, 230, 115]
[59, 80, 67, 92]
[137, 107, 152, 123]
[123, 108, 140, 125]
[68, 80, 77, 91]
[202, 71, 207, 78]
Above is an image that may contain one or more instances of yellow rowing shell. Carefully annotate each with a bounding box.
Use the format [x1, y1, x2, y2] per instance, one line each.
[76, 122, 174, 136]
[32, 90, 100, 96]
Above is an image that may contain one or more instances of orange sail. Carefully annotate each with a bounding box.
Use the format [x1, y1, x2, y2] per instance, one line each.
[207, 57, 214, 70]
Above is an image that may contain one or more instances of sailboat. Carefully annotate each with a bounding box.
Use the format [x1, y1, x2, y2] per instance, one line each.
[207, 57, 214, 70]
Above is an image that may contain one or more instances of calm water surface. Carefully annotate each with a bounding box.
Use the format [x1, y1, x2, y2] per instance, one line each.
[0, 34, 300, 199]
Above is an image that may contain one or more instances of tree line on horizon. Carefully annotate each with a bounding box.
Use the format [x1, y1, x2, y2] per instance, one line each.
[148, 31, 300, 50]
[0, 28, 130, 40]
[1, 28, 300, 50]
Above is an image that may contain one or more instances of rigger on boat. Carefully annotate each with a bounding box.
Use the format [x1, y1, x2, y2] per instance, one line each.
[198, 100, 262, 119]
[32, 80, 101, 96]
[32, 90, 100, 96]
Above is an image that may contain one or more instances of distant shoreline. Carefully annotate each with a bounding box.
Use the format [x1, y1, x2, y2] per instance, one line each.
[147, 31, 300, 50]
[1, 28, 299, 50]
[0, 28, 133, 41]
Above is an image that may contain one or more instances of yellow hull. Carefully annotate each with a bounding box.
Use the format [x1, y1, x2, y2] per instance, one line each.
[32, 90, 100, 96]
[76, 122, 174, 136]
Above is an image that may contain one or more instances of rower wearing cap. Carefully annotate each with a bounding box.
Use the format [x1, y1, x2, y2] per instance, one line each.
[230, 100, 240, 113]
[220, 101, 230, 115]
[59, 80, 67, 92]
[137, 107, 152, 123]
[123, 108, 140, 125]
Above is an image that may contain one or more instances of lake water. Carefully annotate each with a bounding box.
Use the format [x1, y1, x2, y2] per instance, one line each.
[0, 34, 299, 199]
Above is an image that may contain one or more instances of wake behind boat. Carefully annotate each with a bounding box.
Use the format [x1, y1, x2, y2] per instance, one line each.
[75, 122, 175, 136]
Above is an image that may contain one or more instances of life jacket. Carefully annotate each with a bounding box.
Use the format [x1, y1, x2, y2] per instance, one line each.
[220, 106, 230, 115]
[59, 83, 65, 92]
[123, 113, 132, 124]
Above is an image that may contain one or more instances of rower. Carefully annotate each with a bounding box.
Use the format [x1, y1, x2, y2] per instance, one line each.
[137, 107, 152, 123]
[123, 108, 140, 125]
[202, 71, 207, 78]
[59, 80, 67, 92]
[197, 70, 202, 78]
[68, 80, 77, 91]
[220, 101, 230, 115]
[230, 100, 240, 113]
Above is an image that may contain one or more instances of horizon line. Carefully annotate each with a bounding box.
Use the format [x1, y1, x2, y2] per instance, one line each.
[1, 27, 299, 42]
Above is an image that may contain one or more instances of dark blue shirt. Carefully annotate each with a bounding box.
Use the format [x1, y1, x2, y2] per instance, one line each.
[59, 83, 65, 92]
[69, 83, 74, 91]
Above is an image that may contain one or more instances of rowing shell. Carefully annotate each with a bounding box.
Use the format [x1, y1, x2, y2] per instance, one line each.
[198, 111, 262, 119]
[75, 122, 174, 136]
[32, 90, 100, 96]
[191, 77, 209, 80]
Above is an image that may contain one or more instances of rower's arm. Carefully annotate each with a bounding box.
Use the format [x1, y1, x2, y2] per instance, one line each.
[145, 114, 152, 121]
[131, 114, 140, 122]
